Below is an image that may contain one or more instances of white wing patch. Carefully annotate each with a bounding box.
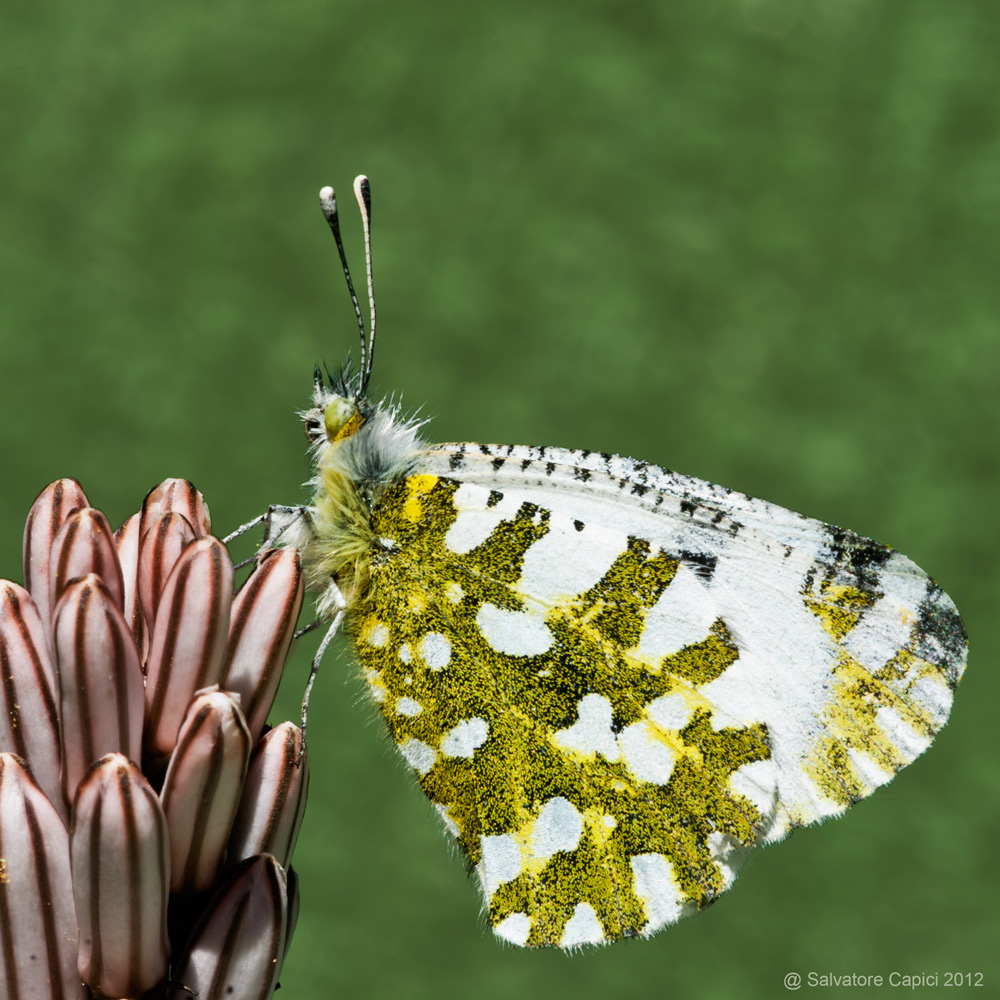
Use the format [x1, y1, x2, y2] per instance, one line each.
[637, 563, 719, 659]
[479, 834, 522, 898]
[617, 722, 677, 784]
[531, 797, 583, 861]
[493, 912, 532, 947]
[516, 514, 622, 604]
[560, 903, 605, 948]
[440, 717, 489, 758]
[476, 603, 553, 655]
[419, 631, 451, 669]
[446, 485, 523, 553]
[631, 854, 685, 934]
[551, 694, 618, 758]
[399, 738, 436, 776]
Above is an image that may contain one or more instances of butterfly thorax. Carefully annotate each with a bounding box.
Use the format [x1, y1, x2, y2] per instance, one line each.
[300, 379, 425, 615]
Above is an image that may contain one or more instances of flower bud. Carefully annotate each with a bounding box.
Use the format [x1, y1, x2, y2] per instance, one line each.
[0, 582, 65, 816]
[140, 478, 211, 540]
[145, 537, 233, 760]
[52, 576, 144, 804]
[49, 507, 124, 615]
[228, 723, 308, 870]
[0, 754, 85, 1000]
[114, 512, 147, 659]
[168, 854, 287, 1000]
[71, 753, 170, 998]
[222, 547, 304, 739]
[22, 478, 89, 625]
[137, 511, 197, 636]
[160, 688, 251, 894]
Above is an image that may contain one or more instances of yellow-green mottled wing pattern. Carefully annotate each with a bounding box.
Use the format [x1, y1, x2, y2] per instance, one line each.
[347, 445, 965, 948]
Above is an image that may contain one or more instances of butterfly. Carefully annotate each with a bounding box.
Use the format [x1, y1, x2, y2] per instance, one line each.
[242, 176, 966, 949]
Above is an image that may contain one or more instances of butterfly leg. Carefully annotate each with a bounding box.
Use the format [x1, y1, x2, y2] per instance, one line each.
[223, 504, 312, 547]
[224, 504, 314, 571]
[294, 619, 323, 639]
[299, 580, 347, 750]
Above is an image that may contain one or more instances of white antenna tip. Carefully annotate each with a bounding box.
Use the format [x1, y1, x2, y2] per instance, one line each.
[319, 185, 336, 206]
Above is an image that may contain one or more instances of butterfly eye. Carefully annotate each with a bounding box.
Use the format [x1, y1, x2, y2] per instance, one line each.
[324, 396, 364, 443]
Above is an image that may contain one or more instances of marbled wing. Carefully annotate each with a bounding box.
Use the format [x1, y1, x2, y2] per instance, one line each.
[348, 445, 965, 948]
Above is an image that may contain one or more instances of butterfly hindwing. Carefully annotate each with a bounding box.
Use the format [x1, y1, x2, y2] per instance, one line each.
[347, 445, 963, 947]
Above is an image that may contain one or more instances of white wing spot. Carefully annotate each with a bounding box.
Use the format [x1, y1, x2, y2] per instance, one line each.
[603, 814, 617, 830]
[551, 694, 619, 761]
[494, 913, 531, 947]
[646, 692, 692, 731]
[516, 513, 622, 605]
[847, 746, 891, 793]
[420, 632, 451, 669]
[445, 581, 464, 603]
[631, 854, 684, 934]
[440, 717, 489, 758]
[618, 721, 676, 785]
[530, 797, 583, 862]
[637, 564, 717, 660]
[446, 484, 522, 554]
[398, 643, 411, 664]
[905, 675, 952, 728]
[395, 696, 422, 717]
[367, 622, 389, 647]
[479, 834, 522, 899]
[560, 903, 605, 948]
[476, 603, 553, 655]
[399, 738, 436, 776]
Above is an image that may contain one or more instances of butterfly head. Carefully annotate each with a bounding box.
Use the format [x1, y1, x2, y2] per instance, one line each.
[303, 363, 371, 451]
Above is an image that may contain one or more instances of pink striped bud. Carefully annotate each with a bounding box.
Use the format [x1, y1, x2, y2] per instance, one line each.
[139, 478, 211, 541]
[160, 688, 251, 894]
[71, 753, 169, 998]
[49, 507, 124, 615]
[0, 754, 85, 1000]
[52, 576, 144, 805]
[137, 511, 197, 636]
[168, 854, 287, 1000]
[228, 723, 308, 870]
[145, 537, 233, 760]
[222, 547, 304, 739]
[7, 478, 310, 996]
[22, 478, 89, 625]
[0, 582, 65, 817]
[114, 512, 147, 659]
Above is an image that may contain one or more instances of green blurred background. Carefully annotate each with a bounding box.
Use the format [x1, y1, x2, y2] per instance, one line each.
[1, 1, 996, 997]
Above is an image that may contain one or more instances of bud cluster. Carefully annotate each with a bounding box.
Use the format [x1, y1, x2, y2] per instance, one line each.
[0, 478, 308, 999]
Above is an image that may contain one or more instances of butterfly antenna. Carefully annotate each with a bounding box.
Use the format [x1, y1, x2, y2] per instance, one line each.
[319, 185, 367, 391]
[353, 175, 376, 394]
